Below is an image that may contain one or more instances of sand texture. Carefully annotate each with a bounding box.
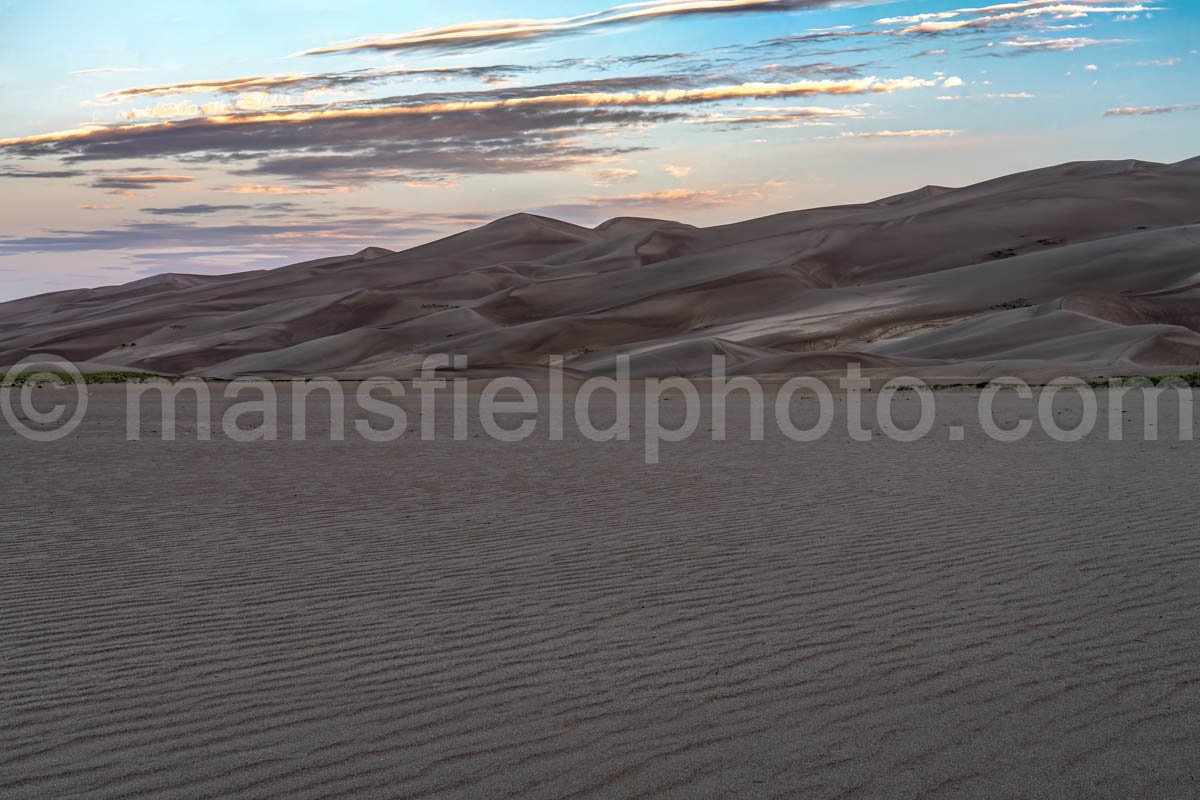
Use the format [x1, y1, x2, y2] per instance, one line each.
[2, 388, 1199, 798]
[3, 157, 1200, 380]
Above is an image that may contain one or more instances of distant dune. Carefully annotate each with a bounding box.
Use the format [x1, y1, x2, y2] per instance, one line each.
[4, 157, 1200, 381]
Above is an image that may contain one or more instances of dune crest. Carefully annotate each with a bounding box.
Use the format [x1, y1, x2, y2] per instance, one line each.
[4, 157, 1200, 380]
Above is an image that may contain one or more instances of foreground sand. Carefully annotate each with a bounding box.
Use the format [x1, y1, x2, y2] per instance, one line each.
[2, 387, 1198, 799]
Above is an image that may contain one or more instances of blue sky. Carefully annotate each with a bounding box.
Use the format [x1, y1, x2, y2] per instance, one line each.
[0, 0, 1196, 299]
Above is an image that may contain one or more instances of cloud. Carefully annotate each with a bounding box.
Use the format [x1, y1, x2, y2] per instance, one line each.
[1103, 103, 1200, 116]
[586, 188, 718, 204]
[90, 174, 194, 194]
[4, 0, 1145, 203]
[580, 180, 788, 209]
[838, 129, 961, 138]
[239, 136, 650, 184]
[0, 76, 938, 183]
[664, 164, 693, 178]
[685, 105, 863, 125]
[0, 207, 519, 282]
[139, 203, 299, 216]
[403, 178, 459, 189]
[749, 61, 870, 81]
[96, 73, 318, 100]
[884, 2, 1158, 34]
[0, 222, 354, 254]
[92, 65, 534, 103]
[296, 0, 844, 56]
[877, 0, 1104, 26]
[1135, 57, 1180, 66]
[225, 184, 353, 196]
[116, 99, 254, 121]
[70, 67, 150, 76]
[937, 91, 1034, 99]
[1084, 63, 1099, 70]
[592, 167, 640, 185]
[755, 29, 882, 51]
[993, 36, 1125, 52]
[0, 168, 85, 179]
[0, 218, 435, 256]
[2, 75, 937, 152]
[751, 1, 1148, 65]
[0, 104, 668, 184]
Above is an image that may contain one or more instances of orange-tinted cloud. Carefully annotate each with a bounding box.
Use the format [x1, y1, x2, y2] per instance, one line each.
[92, 65, 522, 103]
[592, 167, 640, 185]
[0, 76, 939, 152]
[585, 180, 787, 208]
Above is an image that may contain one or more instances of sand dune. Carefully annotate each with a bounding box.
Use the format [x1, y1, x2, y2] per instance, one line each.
[3, 157, 1199, 379]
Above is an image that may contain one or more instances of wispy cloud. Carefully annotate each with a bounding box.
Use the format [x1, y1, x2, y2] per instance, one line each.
[0, 168, 86, 179]
[2, 75, 938, 151]
[937, 91, 1035, 99]
[90, 175, 194, 195]
[591, 167, 640, 185]
[755, 0, 1146, 64]
[139, 203, 299, 216]
[990, 35, 1129, 53]
[70, 67, 151, 76]
[91, 65, 532, 103]
[1103, 103, 1200, 116]
[0, 76, 940, 185]
[837, 128, 961, 138]
[0, 217, 438, 256]
[882, 1, 1157, 34]
[686, 105, 862, 126]
[296, 0, 841, 56]
[224, 184, 353, 196]
[95, 73, 317, 100]
[0, 206, 509, 280]
[583, 180, 788, 208]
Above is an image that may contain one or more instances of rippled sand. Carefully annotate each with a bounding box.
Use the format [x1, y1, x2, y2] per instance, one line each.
[2, 387, 1198, 798]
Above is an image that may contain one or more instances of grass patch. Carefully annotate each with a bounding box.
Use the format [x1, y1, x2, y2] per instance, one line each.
[0, 371, 172, 386]
[930, 373, 1200, 390]
[1088, 373, 1200, 388]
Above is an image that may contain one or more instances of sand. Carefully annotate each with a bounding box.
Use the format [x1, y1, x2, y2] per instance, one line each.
[3, 157, 1200, 381]
[2, 386, 1198, 798]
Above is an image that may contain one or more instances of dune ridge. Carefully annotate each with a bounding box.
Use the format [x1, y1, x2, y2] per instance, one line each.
[3, 157, 1200, 380]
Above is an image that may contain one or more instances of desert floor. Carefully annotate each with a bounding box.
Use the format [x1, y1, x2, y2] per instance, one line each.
[2, 386, 1198, 799]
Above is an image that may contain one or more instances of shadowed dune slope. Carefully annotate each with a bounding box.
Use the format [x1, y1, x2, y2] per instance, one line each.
[4, 158, 1200, 379]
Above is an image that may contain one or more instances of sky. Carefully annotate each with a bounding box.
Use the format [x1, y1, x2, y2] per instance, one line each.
[0, 0, 1196, 300]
